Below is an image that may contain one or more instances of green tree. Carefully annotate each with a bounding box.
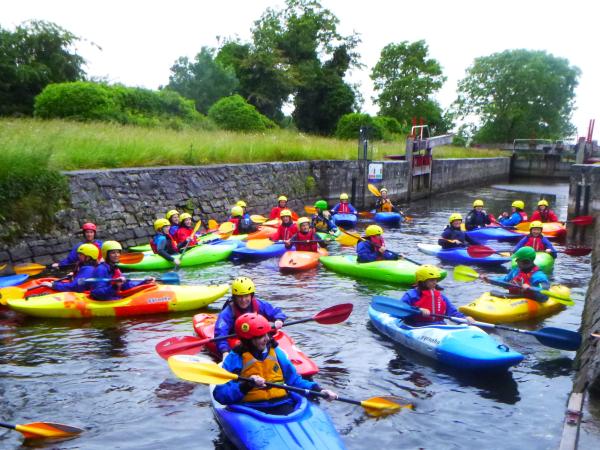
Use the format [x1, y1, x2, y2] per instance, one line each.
[0, 20, 86, 116]
[208, 94, 274, 132]
[454, 49, 580, 143]
[370, 40, 446, 129]
[166, 47, 238, 114]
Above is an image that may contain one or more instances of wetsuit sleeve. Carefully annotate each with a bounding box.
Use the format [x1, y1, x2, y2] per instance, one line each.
[531, 271, 550, 290]
[215, 307, 235, 354]
[542, 237, 557, 258]
[269, 208, 279, 220]
[331, 204, 340, 214]
[356, 241, 377, 262]
[400, 289, 418, 307]
[496, 268, 519, 284]
[212, 352, 246, 405]
[90, 264, 118, 300]
[348, 204, 358, 214]
[499, 212, 522, 227]
[549, 211, 558, 221]
[58, 244, 81, 268]
[277, 348, 319, 391]
[442, 293, 466, 319]
[512, 236, 528, 252]
[257, 299, 287, 322]
[52, 265, 95, 292]
[154, 235, 175, 262]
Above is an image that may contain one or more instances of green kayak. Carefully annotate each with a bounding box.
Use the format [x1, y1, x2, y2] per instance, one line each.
[320, 255, 447, 285]
[119, 242, 237, 271]
[128, 233, 246, 252]
[317, 230, 341, 241]
[510, 251, 555, 274]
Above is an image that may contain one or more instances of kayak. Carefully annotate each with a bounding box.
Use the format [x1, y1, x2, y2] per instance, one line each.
[0, 274, 29, 288]
[466, 227, 522, 242]
[514, 222, 566, 239]
[212, 389, 345, 450]
[510, 251, 555, 274]
[459, 286, 570, 323]
[371, 210, 404, 225]
[320, 255, 446, 285]
[0, 277, 59, 300]
[118, 242, 237, 271]
[279, 248, 328, 272]
[231, 242, 287, 260]
[6, 283, 229, 318]
[417, 243, 511, 266]
[332, 213, 357, 228]
[128, 233, 245, 253]
[317, 230, 341, 241]
[368, 306, 523, 370]
[192, 313, 319, 377]
[247, 226, 278, 240]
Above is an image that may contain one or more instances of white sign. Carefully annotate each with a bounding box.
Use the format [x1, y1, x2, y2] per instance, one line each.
[368, 163, 383, 181]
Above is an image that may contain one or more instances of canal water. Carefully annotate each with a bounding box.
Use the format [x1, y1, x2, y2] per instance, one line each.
[0, 180, 596, 449]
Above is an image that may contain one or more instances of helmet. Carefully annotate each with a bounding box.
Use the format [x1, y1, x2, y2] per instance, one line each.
[314, 200, 328, 210]
[154, 218, 170, 232]
[340, 193, 349, 200]
[529, 220, 543, 230]
[231, 206, 244, 217]
[165, 209, 179, 220]
[415, 265, 443, 283]
[236, 200, 247, 208]
[297, 217, 310, 226]
[101, 240, 122, 260]
[365, 224, 383, 237]
[473, 199, 484, 207]
[81, 222, 97, 232]
[235, 313, 271, 339]
[277, 195, 288, 202]
[511, 200, 525, 210]
[279, 209, 292, 218]
[77, 243, 99, 260]
[380, 188, 388, 193]
[179, 212, 192, 222]
[514, 246, 536, 261]
[231, 276, 255, 296]
[537, 199, 549, 207]
[449, 213, 463, 223]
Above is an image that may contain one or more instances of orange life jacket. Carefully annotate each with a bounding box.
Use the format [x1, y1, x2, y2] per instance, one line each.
[241, 347, 287, 402]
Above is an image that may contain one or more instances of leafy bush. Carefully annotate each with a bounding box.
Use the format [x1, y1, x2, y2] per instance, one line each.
[335, 113, 384, 140]
[208, 95, 273, 132]
[373, 116, 405, 135]
[34, 82, 119, 121]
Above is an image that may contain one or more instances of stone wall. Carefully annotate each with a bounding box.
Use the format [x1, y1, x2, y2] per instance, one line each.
[430, 157, 510, 194]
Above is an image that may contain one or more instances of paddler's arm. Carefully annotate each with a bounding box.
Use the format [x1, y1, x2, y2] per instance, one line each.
[212, 352, 248, 405]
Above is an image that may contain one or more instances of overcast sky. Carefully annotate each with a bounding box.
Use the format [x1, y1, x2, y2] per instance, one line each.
[2, 0, 598, 138]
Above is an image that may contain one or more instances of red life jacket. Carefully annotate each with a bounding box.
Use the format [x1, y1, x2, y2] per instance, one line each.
[412, 289, 447, 323]
[269, 206, 285, 220]
[337, 202, 350, 213]
[230, 297, 259, 319]
[275, 223, 298, 241]
[174, 225, 197, 245]
[524, 236, 546, 251]
[518, 211, 528, 221]
[508, 266, 539, 294]
[531, 209, 557, 223]
[229, 217, 241, 235]
[294, 229, 318, 252]
[150, 233, 179, 254]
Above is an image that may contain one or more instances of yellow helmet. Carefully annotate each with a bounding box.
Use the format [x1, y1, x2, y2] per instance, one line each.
[231, 206, 244, 217]
[511, 200, 525, 210]
[236, 200, 247, 208]
[154, 218, 170, 232]
[365, 224, 383, 237]
[415, 264, 443, 283]
[537, 199, 549, 207]
[340, 193, 349, 200]
[101, 240, 122, 260]
[165, 209, 179, 220]
[277, 195, 288, 202]
[297, 217, 310, 225]
[279, 209, 292, 218]
[529, 220, 543, 230]
[473, 199, 484, 207]
[449, 213, 463, 223]
[231, 277, 255, 296]
[77, 243, 99, 260]
[179, 212, 192, 222]
[380, 188, 388, 193]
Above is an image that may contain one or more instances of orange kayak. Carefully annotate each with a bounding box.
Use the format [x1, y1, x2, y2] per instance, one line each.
[246, 226, 277, 240]
[279, 248, 328, 272]
[514, 222, 566, 239]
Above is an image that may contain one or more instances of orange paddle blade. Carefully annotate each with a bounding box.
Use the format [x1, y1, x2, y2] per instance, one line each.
[304, 206, 317, 215]
[119, 253, 145, 264]
[2, 421, 84, 439]
[13, 263, 47, 275]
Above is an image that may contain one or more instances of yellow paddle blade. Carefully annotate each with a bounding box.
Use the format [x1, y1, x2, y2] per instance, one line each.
[367, 183, 381, 197]
[208, 219, 218, 230]
[453, 265, 479, 282]
[263, 219, 280, 227]
[218, 222, 236, 234]
[304, 206, 317, 215]
[0, 286, 26, 305]
[0, 263, 6, 271]
[360, 396, 408, 417]
[250, 214, 268, 224]
[337, 232, 359, 246]
[539, 285, 574, 305]
[192, 220, 203, 235]
[168, 355, 237, 385]
[514, 222, 530, 231]
[13, 263, 46, 275]
[15, 421, 84, 439]
[246, 238, 276, 250]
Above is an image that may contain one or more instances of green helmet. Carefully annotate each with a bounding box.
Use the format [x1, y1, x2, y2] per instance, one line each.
[514, 246, 536, 262]
[314, 200, 328, 210]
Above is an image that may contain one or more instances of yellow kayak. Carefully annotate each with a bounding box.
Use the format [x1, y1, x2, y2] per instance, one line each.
[6, 283, 229, 318]
[459, 285, 570, 323]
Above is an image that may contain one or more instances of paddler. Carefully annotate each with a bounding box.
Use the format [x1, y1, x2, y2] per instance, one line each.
[174, 213, 198, 246]
[512, 221, 557, 258]
[150, 218, 182, 266]
[90, 241, 154, 300]
[356, 225, 398, 262]
[331, 193, 357, 216]
[214, 277, 287, 360]
[498, 200, 528, 227]
[213, 312, 337, 414]
[269, 195, 295, 220]
[236, 200, 251, 219]
[165, 209, 180, 237]
[270, 209, 298, 242]
[40, 243, 99, 292]
[51, 222, 102, 269]
[230, 205, 258, 235]
[439, 213, 479, 249]
[465, 199, 492, 230]
[310, 200, 337, 234]
[530, 199, 558, 223]
[286, 217, 325, 252]
[401, 265, 474, 326]
[374, 188, 398, 212]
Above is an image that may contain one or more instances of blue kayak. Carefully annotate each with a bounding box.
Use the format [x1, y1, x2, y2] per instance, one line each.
[0, 274, 29, 288]
[212, 390, 346, 450]
[368, 306, 523, 370]
[417, 243, 511, 266]
[466, 227, 521, 242]
[332, 213, 357, 228]
[371, 210, 403, 225]
[231, 242, 287, 260]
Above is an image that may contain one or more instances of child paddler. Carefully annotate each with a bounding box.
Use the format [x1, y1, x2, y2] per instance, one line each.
[498, 200, 528, 227]
[356, 225, 398, 263]
[236, 200, 251, 219]
[465, 199, 492, 230]
[90, 241, 154, 300]
[512, 221, 557, 258]
[174, 213, 198, 246]
[311, 200, 337, 234]
[40, 243, 99, 292]
[214, 277, 287, 360]
[530, 199, 559, 223]
[269, 195, 295, 220]
[286, 217, 325, 251]
[331, 193, 357, 215]
[213, 312, 337, 414]
[374, 188, 398, 212]
[230, 206, 258, 235]
[51, 222, 102, 269]
[165, 209, 180, 237]
[151, 218, 182, 267]
[438, 213, 479, 249]
[270, 209, 298, 242]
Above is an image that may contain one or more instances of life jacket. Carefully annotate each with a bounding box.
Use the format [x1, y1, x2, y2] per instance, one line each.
[524, 236, 546, 251]
[411, 289, 447, 323]
[312, 214, 330, 232]
[337, 202, 350, 214]
[150, 233, 179, 254]
[294, 229, 318, 252]
[229, 217, 241, 235]
[106, 263, 123, 293]
[269, 206, 286, 220]
[508, 266, 539, 294]
[275, 223, 298, 241]
[174, 225, 196, 245]
[518, 211, 528, 221]
[240, 347, 287, 402]
[377, 198, 393, 212]
[230, 297, 259, 319]
[532, 209, 556, 223]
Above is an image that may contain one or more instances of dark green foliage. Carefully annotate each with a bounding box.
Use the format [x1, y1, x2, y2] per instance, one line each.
[0, 20, 86, 116]
[373, 116, 405, 135]
[208, 95, 274, 132]
[34, 82, 119, 121]
[335, 113, 384, 140]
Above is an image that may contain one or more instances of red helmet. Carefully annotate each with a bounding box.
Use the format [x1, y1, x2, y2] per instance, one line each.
[235, 313, 271, 339]
[81, 222, 97, 232]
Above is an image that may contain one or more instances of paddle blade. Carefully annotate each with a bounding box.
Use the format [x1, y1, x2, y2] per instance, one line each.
[192, 220, 203, 235]
[336, 232, 358, 246]
[0, 263, 6, 271]
[159, 272, 180, 285]
[119, 252, 145, 264]
[304, 206, 317, 215]
[314, 303, 353, 324]
[539, 288, 574, 306]
[361, 396, 404, 417]
[219, 222, 236, 234]
[371, 295, 421, 318]
[155, 336, 206, 360]
[14, 421, 84, 439]
[367, 184, 381, 197]
[568, 215, 594, 226]
[466, 245, 496, 258]
[13, 263, 47, 275]
[168, 355, 236, 384]
[0, 286, 25, 305]
[358, 211, 374, 218]
[263, 219, 280, 227]
[563, 247, 592, 256]
[534, 327, 582, 351]
[246, 238, 276, 250]
[207, 219, 218, 230]
[453, 265, 480, 282]
[250, 215, 268, 224]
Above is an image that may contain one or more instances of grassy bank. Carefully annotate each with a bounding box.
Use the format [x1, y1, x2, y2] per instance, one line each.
[0, 118, 506, 171]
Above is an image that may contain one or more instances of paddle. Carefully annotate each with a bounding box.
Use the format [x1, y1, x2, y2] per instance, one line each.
[246, 238, 323, 250]
[0, 263, 6, 271]
[207, 219, 218, 230]
[168, 355, 406, 416]
[250, 214, 269, 224]
[0, 420, 83, 439]
[12, 253, 145, 276]
[155, 303, 354, 360]
[453, 265, 574, 306]
[176, 221, 203, 271]
[85, 271, 180, 285]
[337, 228, 423, 265]
[370, 296, 582, 351]
[467, 244, 591, 258]
[566, 215, 594, 226]
[304, 206, 317, 215]
[218, 221, 236, 235]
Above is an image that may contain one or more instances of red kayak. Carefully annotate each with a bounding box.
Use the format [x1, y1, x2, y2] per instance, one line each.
[192, 313, 319, 377]
[279, 248, 328, 272]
